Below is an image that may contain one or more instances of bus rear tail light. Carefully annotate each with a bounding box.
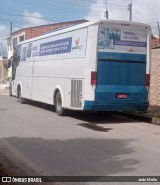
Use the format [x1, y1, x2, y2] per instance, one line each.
[91, 71, 97, 86]
[146, 74, 150, 87]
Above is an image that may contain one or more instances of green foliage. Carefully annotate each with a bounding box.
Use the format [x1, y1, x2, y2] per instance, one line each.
[5, 77, 11, 81]
[155, 113, 160, 119]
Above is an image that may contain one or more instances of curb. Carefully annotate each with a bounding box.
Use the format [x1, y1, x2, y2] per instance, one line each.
[115, 112, 160, 126]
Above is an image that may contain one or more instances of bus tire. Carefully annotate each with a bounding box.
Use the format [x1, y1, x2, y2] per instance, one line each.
[55, 91, 66, 116]
[18, 86, 26, 104]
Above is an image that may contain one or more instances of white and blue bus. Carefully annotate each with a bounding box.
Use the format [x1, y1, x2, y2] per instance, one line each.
[10, 20, 151, 115]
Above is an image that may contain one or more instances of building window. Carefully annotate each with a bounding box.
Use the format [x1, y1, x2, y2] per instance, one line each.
[27, 43, 32, 58]
[19, 35, 24, 42]
[21, 47, 27, 61]
[12, 37, 17, 49]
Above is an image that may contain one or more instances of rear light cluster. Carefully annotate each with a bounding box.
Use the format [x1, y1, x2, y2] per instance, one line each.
[91, 72, 150, 87]
[91, 71, 97, 85]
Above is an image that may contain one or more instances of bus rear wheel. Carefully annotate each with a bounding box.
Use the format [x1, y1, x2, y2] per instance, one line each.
[55, 91, 66, 116]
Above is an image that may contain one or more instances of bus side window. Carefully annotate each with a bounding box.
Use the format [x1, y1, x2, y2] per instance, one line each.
[17, 45, 21, 62]
[21, 47, 27, 61]
[15, 45, 21, 65]
[12, 45, 21, 67]
[12, 45, 21, 80]
[27, 43, 32, 58]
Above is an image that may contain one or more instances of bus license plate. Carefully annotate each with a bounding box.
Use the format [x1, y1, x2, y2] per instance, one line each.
[117, 94, 128, 99]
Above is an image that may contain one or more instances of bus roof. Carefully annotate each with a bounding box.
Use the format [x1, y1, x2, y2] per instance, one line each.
[19, 19, 151, 45]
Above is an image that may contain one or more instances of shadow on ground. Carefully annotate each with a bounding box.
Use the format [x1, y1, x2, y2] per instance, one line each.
[23, 100, 136, 124]
[0, 137, 139, 176]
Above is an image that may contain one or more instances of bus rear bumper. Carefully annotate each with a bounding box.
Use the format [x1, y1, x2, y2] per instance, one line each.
[83, 101, 149, 112]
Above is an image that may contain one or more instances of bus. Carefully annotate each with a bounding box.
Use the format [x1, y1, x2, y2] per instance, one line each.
[9, 20, 151, 116]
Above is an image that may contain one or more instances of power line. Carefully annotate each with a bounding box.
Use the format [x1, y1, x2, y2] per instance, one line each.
[45, 0, 92, 8]
[14, 0, 128, 14]
[0, 7, 128, 24]
[0, 0, 134, 35]
[81, 0, 128, 7]
[0, 0, 129, 26]
[0, 10, 55, 22]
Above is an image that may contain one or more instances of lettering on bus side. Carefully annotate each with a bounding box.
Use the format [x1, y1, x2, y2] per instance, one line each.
[123, 32, 139, 40]
[32, 46, 39, 57]
[39, 37, 72, 56]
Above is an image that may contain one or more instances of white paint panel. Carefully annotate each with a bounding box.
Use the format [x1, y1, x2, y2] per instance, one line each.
[72, 28, 87, 57]
[84, 25, 99, 102]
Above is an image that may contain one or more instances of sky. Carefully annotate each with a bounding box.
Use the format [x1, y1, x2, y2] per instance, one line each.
[0, 0, 160, 53]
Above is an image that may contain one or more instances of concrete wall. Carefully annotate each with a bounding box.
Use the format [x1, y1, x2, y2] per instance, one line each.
[0, 62, 2, 82]
[150, 48, 160, 105]
[0, 60, 8, 83]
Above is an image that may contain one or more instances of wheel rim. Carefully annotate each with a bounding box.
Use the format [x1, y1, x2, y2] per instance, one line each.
[56, 93, 62, 112]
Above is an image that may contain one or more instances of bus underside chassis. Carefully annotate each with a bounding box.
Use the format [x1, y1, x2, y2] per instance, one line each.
[55, 91, 67, 116]
[17, 85, 26, 104]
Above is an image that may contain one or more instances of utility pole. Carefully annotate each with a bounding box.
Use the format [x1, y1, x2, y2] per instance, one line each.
[0, 42, 4, 58]
[156, 22, 160, 45]
[128, 0, 132, 21]
[10, 21, 13, 52]
[10, 21, 12, 36]
[0, 42, 4, 82]
[105, 0, 109, 19]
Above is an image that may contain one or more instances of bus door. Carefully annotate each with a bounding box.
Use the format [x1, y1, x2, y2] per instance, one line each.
[26, 43, 33, 99]
[10, 45, 21, 95]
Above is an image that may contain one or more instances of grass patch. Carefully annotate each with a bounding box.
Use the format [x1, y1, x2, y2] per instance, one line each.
[125, 110, 147, 115]
[155, 113, 160, 119]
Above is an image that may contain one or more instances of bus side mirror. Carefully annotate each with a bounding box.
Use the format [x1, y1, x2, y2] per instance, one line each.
[13, 53, 17, 60]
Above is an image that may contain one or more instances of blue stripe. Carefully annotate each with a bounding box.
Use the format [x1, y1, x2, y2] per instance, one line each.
[83, 85, 149, 111]
[83, 100, 148, 111]
[98, 52, 146, 62]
